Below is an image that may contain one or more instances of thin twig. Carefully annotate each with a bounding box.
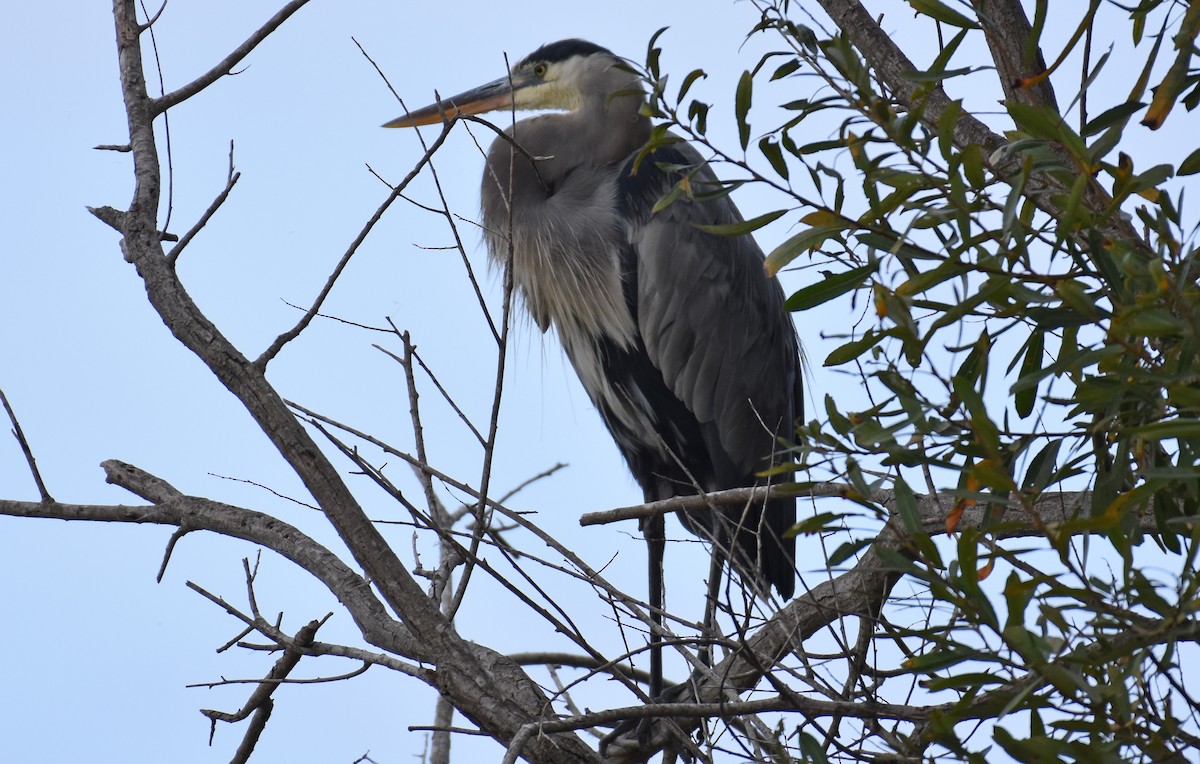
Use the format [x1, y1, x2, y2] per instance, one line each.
[202, 617, 323, 757]
[355, 36, 501, 343]
[167, 140, 240, 263]
[207, 471, 320, 511]
[135, 0, 166, 31]
[445, 56, 519, 621]
[254, 120, 457, 369]
[374, 333, 486, 447]
[0, 387, 53, 502]
[156, 526, 190, 582]
[139, 0, 174, 236]
[151, 0, 313, 115]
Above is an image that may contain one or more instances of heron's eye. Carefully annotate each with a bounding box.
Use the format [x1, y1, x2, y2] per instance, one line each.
[533, 63, 547, 78]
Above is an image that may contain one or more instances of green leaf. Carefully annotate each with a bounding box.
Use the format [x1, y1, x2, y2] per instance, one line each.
[938, 99, 962, 161]
[785, 261, 877, 311]
[905, 66, 976, 83]
[1081, 100, 1144, 136]
[923, 672, 1006, 692]
[797, 732, 832, 764]
[895, 258, 966, 298]
[650, 181, 685, 215]
[894, 477, 924, 538]
[1015, 329, 1044, 419]
[687, 100, 709, 134]
[765, 224, 846, 275]
[770, 59, 801, 81]
[856, 232, 940, 261]
[1054, 279, 1101, 319]
[962, 143, 986, 188]
[735, 69, 753, 150]
[1133, 419, 1200, 440]
[908, 0, 980, 29]
[825, 329, 887, 367]
[953, 373, 1000, 454]
[1007, 101, 1089, 162]
[676, 68, 707, 103]
[1021, 438, 1061, 494]
[758, 136, 789, 180]
[1142, 2, 1200, 129]
[692, 209, 785, 236]
[1010, 346, 1120, 394]
[1002, 572, 1037, 629]
[1054, 172, 1090, 247]
[828, 537, 873, 567]
[790, 511, 851, 535]
[795, 138, 845, 154]
[1180, 146, 1200, 176]
[1131, 163, 1174, 197]
[903, 645, 984, 672]
[1088, 122, 1124, 163]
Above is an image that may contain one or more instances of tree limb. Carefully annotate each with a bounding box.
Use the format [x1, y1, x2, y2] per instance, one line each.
[108, 3, 598, 759]
[0, 387, 53, 503]
[811, 0, 1144, 250]
[149, 0, 313, 115]
[969, 0, 1059, 110]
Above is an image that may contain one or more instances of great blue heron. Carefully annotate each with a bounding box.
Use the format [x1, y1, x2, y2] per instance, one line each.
[385, 39, 802, 697]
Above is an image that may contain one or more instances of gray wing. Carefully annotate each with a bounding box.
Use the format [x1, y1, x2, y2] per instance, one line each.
[618, 142, 802, 598]
[622, 143, 801, 487]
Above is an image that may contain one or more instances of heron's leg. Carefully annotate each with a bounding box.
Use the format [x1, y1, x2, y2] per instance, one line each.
[701, 547, 724, 670]
[643, 511, 666, 700]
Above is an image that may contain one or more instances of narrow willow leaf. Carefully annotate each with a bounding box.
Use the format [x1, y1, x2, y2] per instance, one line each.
[908, 0, 981, 29]
[758, 136, 789, 180]
[1014, 328, 1044, 418]
[895, 258, 966, 298]
[735, 69, 753, 150]
[1021, 438, 1061, 494]
[938, 99, 962, 161]
[824, 329, 888, 367]
[1179, 147, 1200, 176]
[676, 68, 707, 103]
[1081, 100, 1144, 136]
[828, 537, 873, 566]
[1133, 419, 1200, 440]
[785, 261, 876, 311]
[894, 477, 923, 538]
[765, 224, 845, 276]
[771, 59, 801, 81]
[650, 181, 685, 214]
[692, 209, 785, 236]
[1142, 1, 1200, 129]
[963, 143, 986, 187]
[905, 66, 975, 82]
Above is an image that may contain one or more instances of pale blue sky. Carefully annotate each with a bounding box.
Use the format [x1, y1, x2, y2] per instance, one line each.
[2, 2, 1195, 762]
[0, 2, 806, 761]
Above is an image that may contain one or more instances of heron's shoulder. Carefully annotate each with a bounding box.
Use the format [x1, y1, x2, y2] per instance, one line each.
[615, 140, 737, 226]
[615, 142, 690, 213]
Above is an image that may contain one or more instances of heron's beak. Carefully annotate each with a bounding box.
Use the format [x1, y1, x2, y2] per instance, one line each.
[383, 72, 533, 128]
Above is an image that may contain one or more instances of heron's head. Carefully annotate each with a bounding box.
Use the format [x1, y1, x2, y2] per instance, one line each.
[383, 39, 634, 128]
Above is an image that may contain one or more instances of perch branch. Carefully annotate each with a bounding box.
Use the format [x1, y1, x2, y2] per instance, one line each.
[150, 0, 313, 115]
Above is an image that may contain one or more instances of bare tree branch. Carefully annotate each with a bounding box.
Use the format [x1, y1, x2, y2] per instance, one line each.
[149, 0, 313, 115]
[202, 617, 324, 757]
[167, 140, 240, 263]
[0, 387, 53, 503]
[106, 3, 600, 759]
[254, 121, 457, 369]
